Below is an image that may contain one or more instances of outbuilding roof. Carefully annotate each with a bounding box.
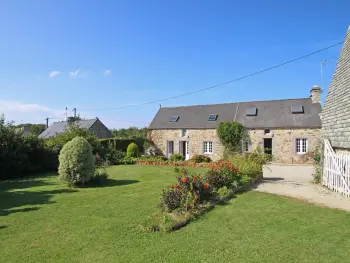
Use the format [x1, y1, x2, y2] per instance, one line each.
[39, 119, 97, 139]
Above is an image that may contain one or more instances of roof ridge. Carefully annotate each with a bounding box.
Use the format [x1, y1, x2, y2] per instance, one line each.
[160, 97, 310, 109]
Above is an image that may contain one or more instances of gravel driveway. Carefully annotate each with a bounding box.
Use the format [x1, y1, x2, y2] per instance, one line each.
[253, 164, 350, 211]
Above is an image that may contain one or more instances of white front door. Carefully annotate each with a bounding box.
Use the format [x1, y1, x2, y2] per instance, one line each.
[185, 141, 190, 160]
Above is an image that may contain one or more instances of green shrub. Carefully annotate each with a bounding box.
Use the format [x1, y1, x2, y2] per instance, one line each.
[217, 186, 230, 197]
[161, 188, 183, 212]
[127, 142, 139, 157]
[170, 153, 185, 162]
[120, 157, 135, 165]
[58, 137, 95, 187]
[99, 137, 145, 152]
[217, 121, 246, 153]
[0, 116, 57, 179]
[90, 168, 109, 185]
[105, 142, 125, 165]
[228, 152, 264, 178]
[246, 147, 271, 165]
[190, 154, 212, 163]
[205, 168, 229, 190]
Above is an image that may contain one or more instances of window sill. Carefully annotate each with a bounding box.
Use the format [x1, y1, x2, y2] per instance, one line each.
[203, 152, 213, 155]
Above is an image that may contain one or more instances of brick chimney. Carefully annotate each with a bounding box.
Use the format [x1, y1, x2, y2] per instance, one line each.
[310, 85, 322, 104]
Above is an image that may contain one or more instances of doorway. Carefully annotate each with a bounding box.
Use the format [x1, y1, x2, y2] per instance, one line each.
[264, 138, 272, 155]
[180, 141, 190, 160]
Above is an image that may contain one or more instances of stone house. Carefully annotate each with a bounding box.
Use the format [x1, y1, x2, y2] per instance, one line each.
[39, 118, 113, 139]
[321, 26, 350, 153]
[148, 87, 322, 163]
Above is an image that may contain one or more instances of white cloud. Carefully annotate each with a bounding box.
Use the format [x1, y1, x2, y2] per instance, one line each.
[104, 69, 112, 76]
[49, 71, 61, 78]
[69, 69, 80, 78]
[0, 100, 64, 124]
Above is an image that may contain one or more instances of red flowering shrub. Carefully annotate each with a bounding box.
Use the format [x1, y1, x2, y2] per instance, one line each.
[213, 160, 242, 188]
[205, 168, 229, 190]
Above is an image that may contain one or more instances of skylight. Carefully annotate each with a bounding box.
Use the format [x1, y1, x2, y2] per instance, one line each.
[291, 105, 304, 114]
[170, 116, 179, 122]
[208, 114, 218, 121]
[246, 107, 257, 116]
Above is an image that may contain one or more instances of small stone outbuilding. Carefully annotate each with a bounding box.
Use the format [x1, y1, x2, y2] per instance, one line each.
[39, 118, 113, 139]
[148, 87, 322, 163]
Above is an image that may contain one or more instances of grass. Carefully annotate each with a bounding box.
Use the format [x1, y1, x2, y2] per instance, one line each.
[1, 165, 350, 263]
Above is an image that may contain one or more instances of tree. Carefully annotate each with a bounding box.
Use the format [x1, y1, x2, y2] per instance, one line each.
[126, 142, 139, 157]
[111, 126, 147, 139]
[15, 123, 46, 136]
[58, 137, 95, 186]
[45, 123, 101, 154]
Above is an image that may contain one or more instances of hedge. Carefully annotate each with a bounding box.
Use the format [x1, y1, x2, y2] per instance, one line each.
[98, 137, 145, 152]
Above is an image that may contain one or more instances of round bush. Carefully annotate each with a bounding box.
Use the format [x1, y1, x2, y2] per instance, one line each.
[126, 142, 139, 157]
[58, 137, 95, 186]
[170, 153, 185, 162]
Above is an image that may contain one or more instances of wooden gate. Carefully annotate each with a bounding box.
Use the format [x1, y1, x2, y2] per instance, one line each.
[323, 139, 350, 197]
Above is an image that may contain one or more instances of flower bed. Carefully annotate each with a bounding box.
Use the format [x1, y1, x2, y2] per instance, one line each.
[135, 161, 217, 168]
[141, 160, 262, 232]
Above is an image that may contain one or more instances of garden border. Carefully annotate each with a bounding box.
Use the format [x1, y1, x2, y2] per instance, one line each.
[135, 161, 216, 168]
[160, 173, 263, 232]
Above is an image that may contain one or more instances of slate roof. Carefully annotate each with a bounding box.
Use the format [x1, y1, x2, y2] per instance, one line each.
[148, 98, 321, 129]
[39, 119, 98, 139]
[321, 26, 350, 148]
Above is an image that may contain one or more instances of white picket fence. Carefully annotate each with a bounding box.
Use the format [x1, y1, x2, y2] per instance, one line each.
[323, 139, 350, 197]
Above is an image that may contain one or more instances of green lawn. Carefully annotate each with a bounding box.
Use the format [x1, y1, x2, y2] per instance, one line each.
[1, 165, 350, 263]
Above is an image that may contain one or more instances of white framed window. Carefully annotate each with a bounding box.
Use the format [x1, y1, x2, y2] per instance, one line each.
[296, 138, 308, 154]
[203, 141, 213, 154]
[181, 129, 187, 137]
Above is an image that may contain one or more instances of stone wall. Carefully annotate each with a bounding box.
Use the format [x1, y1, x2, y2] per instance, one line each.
[90, 119, 113, 139]
[248, 128, 321, 164]
[147, 129, 223, 161]
[148, 128, 321, 163]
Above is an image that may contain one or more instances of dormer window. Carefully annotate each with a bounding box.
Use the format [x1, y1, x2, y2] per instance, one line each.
[291, 105, 304, 114]
[170, 116, 179, 122]
[208, 114, 218, 121]
[246, 107, 257, 116]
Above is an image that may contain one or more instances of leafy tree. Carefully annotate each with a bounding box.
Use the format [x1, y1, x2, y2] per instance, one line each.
[126, 142, 139, 157]
[58, 137, 95, 186]
[67, 115, 82, 124]
[111, 126, 147, 139]
[45, 123, 101, 154]
[0, 115, 54, 179]
[217, 122, 246, 153]
[15, 123, 46, 136]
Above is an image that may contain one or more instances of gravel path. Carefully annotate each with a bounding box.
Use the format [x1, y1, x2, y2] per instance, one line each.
[253, 164, 350, 211]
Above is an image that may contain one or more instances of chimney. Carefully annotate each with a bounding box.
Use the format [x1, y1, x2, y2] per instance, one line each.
[310, 85, 322, 104]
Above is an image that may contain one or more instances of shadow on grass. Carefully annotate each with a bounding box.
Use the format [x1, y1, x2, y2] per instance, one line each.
[0, 188, 77, 217]
[85, 179, 140, 188]
[0, 172, 57, 191]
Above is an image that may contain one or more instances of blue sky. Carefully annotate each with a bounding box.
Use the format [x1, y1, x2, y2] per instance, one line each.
[0, 0, 349, 128]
